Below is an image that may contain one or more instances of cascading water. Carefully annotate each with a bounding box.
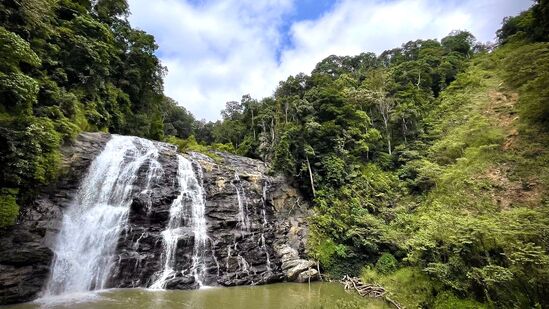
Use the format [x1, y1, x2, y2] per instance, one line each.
[260, 234, 271, 272]
[260, 180, 272, 272]
[141, 152, 164, 213]
[45, 135, 162, 296]
[190, 162, 209, 286]
[228, 173, 253, 275]
[232, 173, 250, 231]
[150, 155, 208, 289]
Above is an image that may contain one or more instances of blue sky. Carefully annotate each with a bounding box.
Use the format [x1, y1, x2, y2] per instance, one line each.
[127, 0, 532, 121]
[277, 0, 335, 55]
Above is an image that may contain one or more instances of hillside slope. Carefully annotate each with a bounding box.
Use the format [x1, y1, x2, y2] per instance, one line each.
[360, 46, 549, 308]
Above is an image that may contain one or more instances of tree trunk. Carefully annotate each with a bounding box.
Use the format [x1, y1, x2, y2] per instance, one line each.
[387, 133, 392, 155]
[402, 117, 408, 144]
[284, 102, 288, 124]
[306, 154, 316, 198]
[383, 113, 392, 155]
[271, 118, 275, 143]
[251, 109, 256, 140]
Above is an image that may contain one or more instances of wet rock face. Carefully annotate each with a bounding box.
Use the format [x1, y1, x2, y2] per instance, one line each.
[111, 150, 314, 288]
[108, 144, 181, 288]
[197, 152, 291, 286]
[0, 133, 315, 305]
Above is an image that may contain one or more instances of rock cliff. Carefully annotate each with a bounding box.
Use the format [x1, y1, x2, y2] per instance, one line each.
[0, 133, 317, 305]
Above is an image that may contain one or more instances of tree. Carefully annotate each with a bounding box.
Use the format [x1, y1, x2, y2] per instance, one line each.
[161, 96, 196, 139]
[497, 11, 535, 44]
[94, 0, 128, 24]
[362, 69, 395, 155]
[532, 0, 549, 41]
[441, 30, 476, 57]
[221, 100, 243, 120]
[0, 26, 41, 115]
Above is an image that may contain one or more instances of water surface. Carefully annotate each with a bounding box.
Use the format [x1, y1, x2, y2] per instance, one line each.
[6, 283, 389, 309]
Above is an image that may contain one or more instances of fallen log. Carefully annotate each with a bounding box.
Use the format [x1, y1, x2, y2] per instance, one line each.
[340, 275, 404, 309]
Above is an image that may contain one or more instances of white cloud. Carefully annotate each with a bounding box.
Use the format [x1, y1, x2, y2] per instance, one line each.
[128, 0, 532, 120]
[128, 0, 292, 120]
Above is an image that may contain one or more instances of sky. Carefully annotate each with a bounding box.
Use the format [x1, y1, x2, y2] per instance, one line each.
[127, 0, 533, 121]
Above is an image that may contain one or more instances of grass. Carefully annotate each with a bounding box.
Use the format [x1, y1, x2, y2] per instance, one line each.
[361, 267, 437, 307]
[360, 267, 489, 308]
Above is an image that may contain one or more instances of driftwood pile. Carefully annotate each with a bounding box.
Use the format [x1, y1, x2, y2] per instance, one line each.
[340, 275, 404, 309]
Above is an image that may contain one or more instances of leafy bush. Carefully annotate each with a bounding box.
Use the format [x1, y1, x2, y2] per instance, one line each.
[502, 43, 549, 127]
[164, 135, 235, 161]
[0, 72, 39, 114]
[375, 253, 398, 274]
[0, 188, 19, 228]
[502, 43, 549, 88]
[307, 225, 348, 270]
[0, 117, 61, 187]
[0, 26, 41, 72]
[361, 267, 440, 307]
[272, 130, 296, 175]
[433, 291, 487, 309]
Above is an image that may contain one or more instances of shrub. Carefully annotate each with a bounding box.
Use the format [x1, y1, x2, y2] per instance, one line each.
[434, 291, 488, 309]
[361, 267, 440, 307]
[0, 117, 61, 187]
[164, 135, 225, 161]
[0, 188, 19, 228]
[375, 253, 398, 274]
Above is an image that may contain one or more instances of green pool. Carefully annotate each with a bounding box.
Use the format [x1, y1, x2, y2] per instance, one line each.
[5, 282, 389, 309]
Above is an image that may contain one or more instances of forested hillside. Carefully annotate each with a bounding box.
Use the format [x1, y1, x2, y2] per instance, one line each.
[1, 0, 548, 307]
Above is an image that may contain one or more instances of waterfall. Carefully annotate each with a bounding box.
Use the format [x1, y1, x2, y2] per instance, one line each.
[226, 173, 254, 276]
[150, 155, 208, 289]
[260, 180, 272, 272]
[190, 161, 208, 286]
[141, 151, 164, 213]
[232, 173, 250, 231]
[41, 133, 282, 295]
[260, 234, 271, 272]
[45, 135, 162, 296]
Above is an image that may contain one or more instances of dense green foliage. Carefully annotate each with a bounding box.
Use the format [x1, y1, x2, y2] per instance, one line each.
[375, 253, 398, 275]
[0, 188, 19, 227]
[0, 0, 201, 227]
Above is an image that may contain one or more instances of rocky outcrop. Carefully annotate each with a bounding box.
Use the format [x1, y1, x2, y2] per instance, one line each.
[0, 133, 316, 305]
[276, 244, 319, 283]
[111, 149, 315, 288]
[0, 132, 111, 304]
[192, 151, 313, 286]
